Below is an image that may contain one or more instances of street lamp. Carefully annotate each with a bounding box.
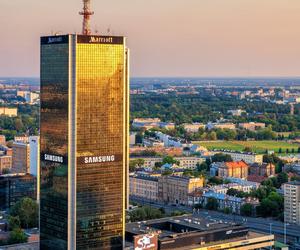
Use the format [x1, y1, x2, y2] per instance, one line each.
[284, 223, 289, 245]
[269, 223, 273, 250]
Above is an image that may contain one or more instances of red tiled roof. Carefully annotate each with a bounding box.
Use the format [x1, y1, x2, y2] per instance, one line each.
[225, 161, 249, 169]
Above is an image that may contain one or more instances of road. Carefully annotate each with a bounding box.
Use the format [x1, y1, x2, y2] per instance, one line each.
[130, 197, 300, 246]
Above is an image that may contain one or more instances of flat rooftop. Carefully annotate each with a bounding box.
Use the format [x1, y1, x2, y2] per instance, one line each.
[127, 215, 242, 239]
[126, 215, 274, 250]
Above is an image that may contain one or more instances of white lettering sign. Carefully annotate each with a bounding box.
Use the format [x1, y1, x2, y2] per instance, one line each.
[44, 154, 64, 163]
[48, 37, 63, 43]
[84, 155, 115, 164]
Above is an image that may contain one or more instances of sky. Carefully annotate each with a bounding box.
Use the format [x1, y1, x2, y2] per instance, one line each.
[0, 0, 300, 78]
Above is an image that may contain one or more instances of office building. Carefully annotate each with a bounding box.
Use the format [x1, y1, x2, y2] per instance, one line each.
[40, 33, 129, 249]
[0, 173, 36, 210]
[11, 141, 30, 174]
[284, 181, 300, 225]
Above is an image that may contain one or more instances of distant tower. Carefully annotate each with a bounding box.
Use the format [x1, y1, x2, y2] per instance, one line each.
[79, 0, 94, 35]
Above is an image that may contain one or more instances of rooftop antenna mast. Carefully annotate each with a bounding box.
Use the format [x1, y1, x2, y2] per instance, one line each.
[79, 0, 94, 35]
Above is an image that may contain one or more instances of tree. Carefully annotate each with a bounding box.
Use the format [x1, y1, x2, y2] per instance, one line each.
[10, 198, 39, 229]
[208, 177, 223, 185]
[205, 197, 219, 210]
[14, 118, 24, 132]
[1, 168, 10, 174]
[277, 172, 288, 187]
[212, 153, 233, 163]
[129, 159, 145, 172]
[240, 204, 253, 216]
[162, 169, 173, 176]
[7, 228, 28, 245]
[135, 132, 144, 144]
[197, 162, 208, 172]
[8, 216, 21, 231]
[128, 206, 163, 222]
[223, 207, 232, 214]
[243, 146, 253, 153]
[162, 156, 179, 165]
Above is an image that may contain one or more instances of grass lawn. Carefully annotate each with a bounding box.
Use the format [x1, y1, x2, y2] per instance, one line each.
[193, 140, 299, 154]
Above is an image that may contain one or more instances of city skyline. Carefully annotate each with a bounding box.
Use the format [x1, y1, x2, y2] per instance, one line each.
[1, 0, 300, 78]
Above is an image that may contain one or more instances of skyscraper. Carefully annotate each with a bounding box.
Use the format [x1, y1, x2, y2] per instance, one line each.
[40, 34, 129, 249]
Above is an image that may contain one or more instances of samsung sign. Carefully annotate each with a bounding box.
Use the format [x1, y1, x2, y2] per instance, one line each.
[84, 155, 115, 164]
[42, 153, 65, 163]
[78, 154, 122, 165]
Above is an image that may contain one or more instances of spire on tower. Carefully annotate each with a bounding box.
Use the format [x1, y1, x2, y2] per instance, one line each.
[79, 0, 94, 35]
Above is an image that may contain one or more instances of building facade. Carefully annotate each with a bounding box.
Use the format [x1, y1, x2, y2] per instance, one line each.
[218, 161, 249, 179]
[284, 181, 300, 225]
[40, 34, 129, 250]
[0, 155, 12, 174]
[239, 122, 266, 131]
[249, 163, 275, 177]
[213, 150, 263, 164]
[0, 173, 36, 210]
[0, 107, 18, 117]
[11, 142, 30, 174]
[129, 174, 158, 202]
[183, 123, 205, 133]
[158, 175, 204, 205]
[132, 156, 204, 170]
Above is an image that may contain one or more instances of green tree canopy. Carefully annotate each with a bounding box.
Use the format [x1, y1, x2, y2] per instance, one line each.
[10, 198, 38, 229]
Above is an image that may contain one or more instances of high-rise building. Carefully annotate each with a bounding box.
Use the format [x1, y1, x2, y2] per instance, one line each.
[284, 181, 300, 225]
[29, 136, 39, 177]
[40, 34, 129, 249]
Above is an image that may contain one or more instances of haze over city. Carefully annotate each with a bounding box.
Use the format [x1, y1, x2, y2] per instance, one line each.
[1, 0, 300, 78]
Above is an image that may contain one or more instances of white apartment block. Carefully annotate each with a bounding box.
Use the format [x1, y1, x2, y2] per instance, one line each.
[284, 181, 300, 225]
[131, 156, 204, 170]
[213, 150, 263, 164]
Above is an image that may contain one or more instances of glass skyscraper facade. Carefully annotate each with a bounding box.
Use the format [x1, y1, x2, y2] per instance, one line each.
[40, 34, 129, 250]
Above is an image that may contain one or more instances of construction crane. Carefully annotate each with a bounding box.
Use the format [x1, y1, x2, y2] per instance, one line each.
[79, 0, 94, 35]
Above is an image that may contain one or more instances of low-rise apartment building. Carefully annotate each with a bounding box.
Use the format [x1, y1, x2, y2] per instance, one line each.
[188, 191, 259, 215]
[249, 162, 275, 177]
[0, 156, 12, 174]
[212, 150, 263, 164]
[206, 123, 236, 130]
[0, 107, 17, 117]
[158, 175, 204, 205]
[183, 123, 205, 133]
[129, 174, 159, 202]
[131, 156, 204, 170]
[239, 122, 266, 131]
